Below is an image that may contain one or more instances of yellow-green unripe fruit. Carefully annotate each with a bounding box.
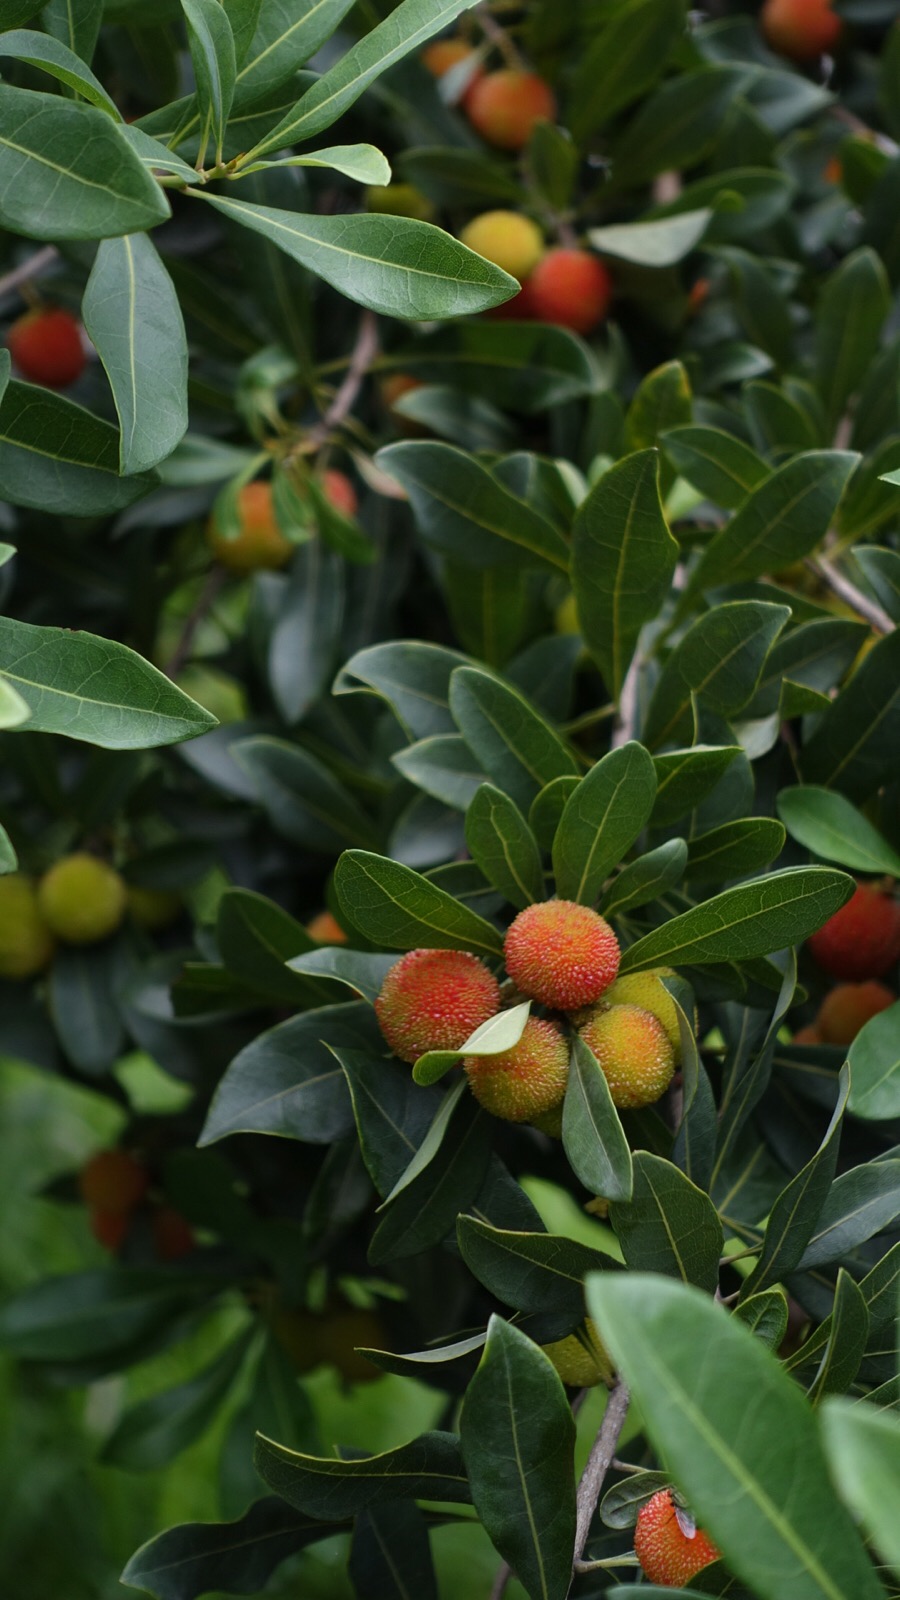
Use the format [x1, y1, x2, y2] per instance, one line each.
[464, 1016, 569, 1122]
[38, 854, 127, 945]
[126, 886, 182, 931]
[366, 183, 436, 222]
[0, 874, 55, 979]
[542, 1319, 613, 1387]
[459, 210, 544, 281]
[578, 1003, 675, 1110]
[601, 968, 684, 1062]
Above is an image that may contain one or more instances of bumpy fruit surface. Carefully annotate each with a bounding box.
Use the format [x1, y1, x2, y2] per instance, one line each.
[760, 0, 841, 59]
[7, 307, 85, 387]
[542, 1318, 612, 1387]
[153, 1207, 195, 1261]
[504, 900, 620, 1011]
[0, 874, 55, 979]
[459, 211, 544, 281]
[527, 249, 613, 334]
[307, 910, 348, 944]
[127, 885, 182, 931]
[208, 481, 292, 573]
[601, 968, 683, 1061]
[79, 1149, 149, 1212]
[816, 981, 895, 1046]
[579, 1003, 675, 1109]
[634, 1488, 720, 1588]
[465, 69, 557, 151]
[464, 1016, 569, 1122]
[376, 948, 501, 1063]
[38, 854, 126, 945]
[808, 884, 900, 981]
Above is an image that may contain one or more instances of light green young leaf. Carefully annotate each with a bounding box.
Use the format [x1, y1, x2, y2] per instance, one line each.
[778, 786, 900, 877]
[589, 209, 711, 267]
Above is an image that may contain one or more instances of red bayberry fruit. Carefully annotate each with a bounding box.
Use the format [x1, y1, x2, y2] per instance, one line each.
[464, 69, 557, 151]
[90, 1207, 131, 1252]
[527, 249, 613, 335]
[464, 1016, 569, 1121]
[79, 1149, 149, 1213]
[760, 0, 841, 60]
[815, 980, 895, 1046]
[375, 949, 501, 1064]
[7, 306, 85, 387]
[634, 1488, 720, 1588]
[504, 900, 620, 1011]
[153, 1207, 195, 1261]
[808, 884, 900, 981]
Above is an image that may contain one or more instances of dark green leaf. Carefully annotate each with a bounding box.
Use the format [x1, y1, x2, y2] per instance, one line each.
[777, 786, 900, 876]
[335, 849, 503, 957]
[457, 1218, 620, 1328]
[449, 666, 579, 814]
[569, 0, 685, 140]
[661, 425, 769, 511]
[563, 1037, 633, 1202]
[806, 1270, 868, 1404]
[732, 1289, 789, 1350]
[801, 626, 900, 799]
[120, 1498, 335, 1600]
[47, 942, 125, 1075]
[0, 381, 157, 515]
[287, 950, 395, 1005]
[393, 734, 485, 812]
[254, 1429, 471, 1518]
[335, 641, 468, 739]
[607, 66, 747, 188]
[815, 248, 891, 428]
[0, 27, 116, 112]
[369, 1088, 493, 1265]
[799, 1160, 900, 1270]
[600, 839, 689, 919]
[216, 888, 329, 1005]
[350, 1503, 437, 1600]
[233, 737, 379, 852]
[610, 1153, 723, 1291]
[465, 785, 544, 909]
[0, 1270, 204, 1362]
[650, 746, 742, 828]
[387, 321, 596, 413]
[183, 0, 236, 160]
[644, 602, 790, 750]
[103, 1329, 252, 1470]
[684, 818, 785, 884]
[553, 741, 658, 905]
[337, 1047, 440, 1196]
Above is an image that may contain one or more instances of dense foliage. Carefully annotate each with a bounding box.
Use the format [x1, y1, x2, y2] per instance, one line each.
[1, 0, 899, 1597]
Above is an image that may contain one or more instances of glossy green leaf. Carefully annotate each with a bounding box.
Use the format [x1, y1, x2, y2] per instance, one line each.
[222, 0, 262, 66]
[851, 544, 900, 622]
[458, 1218, 620, 1328]
[609, 1153, 723, 1292]
[335, 641, 468, 739]
[621, 867, 854, 972]
[650, 746, 742, 827]
[370, 1082, 493, 1263]
[553, 741, 657, 905]
[0, 618, 215, 747]
[286, 950, 395, 1005]
[197, 196, 516, 319]
[350, 1503, 437, 1600]
[393, 734, 485, 812]
[464, 785, 544, 910]
[337, 1047, 440, 1196]
[805, 1269, 868, 1404]
[661, 425, 769, 511]
[334, 849, 503, 957]
[0, 381, 156, 514]
[386, 321, 596, 414]
[571, 450, 678, 700]
[600, 839, 689, 919]
[233, 737, 379, 853]
[0, 86, 168, 239]
[120, 1499, 336, 1600]
[83, 233, 188, 475]
[684, 818, 785, 883]
[182, 0, 236, 161]
[255, 1430, 471, 1518]
[644, 602, 790, 750]
[0, 27, 117, 112]
[847, 1001, 900, 1120]
[801, 626, 900, 799]
[103, 1329, 252, 1470]
[449, 667, 579, 814]
[215, 889, 332, 1006]
[563, 1037, 633, 1202]
[460, 1317, 576, 1600]
[777, 786, 900, 876]
[732, 1289, 789, 1350]
[821, 1398, 900, 1577]
[587, 1274, 884, 1600]
[229, 0, 355, 111]
[815, 248, 891, 428]
[600, 1470, 670, 1530]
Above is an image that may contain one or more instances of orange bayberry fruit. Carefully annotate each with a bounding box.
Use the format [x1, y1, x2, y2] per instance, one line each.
[153, 1207, 195, 1261]
[635, 1488, 720, 1588]
[527, 249, 613, 335]
[375, 949, 501, 1064]
[319, 468, 358, 519]
[90, 1208, 131, 1252]
[808, 884, 900, 981]
[208, 481, 292, 573]
[464, 1016, 569, 1122]
[79, 1150, 149, 1213]
[464, 69, 557, 151]
[307, 910, 348, 944]
[579, 1003, 675, 1109]
[815, 980, 895, 1046]
[760, 0, 841, 60]
[459, 211, 545, 281]
[793, 1023, 823, 1045]
[7, 307, 85, 387]
[504, 900, 620, 1011]
[422, 38, 482, 81]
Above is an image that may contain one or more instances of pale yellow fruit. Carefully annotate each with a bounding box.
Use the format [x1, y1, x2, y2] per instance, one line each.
[601, 968, 684, 1061]
[542, 1319, 613, 1387]
[38, 854, 126, 945]
[459, 211, 544, 281]
[0, 874, 55, 979]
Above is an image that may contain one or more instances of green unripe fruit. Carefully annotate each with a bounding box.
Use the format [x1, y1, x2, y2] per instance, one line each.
[38, 854, 127, 945]
[126, 886, 182, 931]
[464, 1016, 569, 1122]
[578, 1002, 675, 1109]
[601, 968, 685, 1062]
[542, 1319, 613, 1386]
[0, 874, 55, 979]
[366, 183, 436, 222]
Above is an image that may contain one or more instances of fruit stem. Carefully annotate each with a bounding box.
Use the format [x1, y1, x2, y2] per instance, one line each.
[289, 309, 380, 457]
[0, 245, 59, 303]
[804, 555, 894, 636]
[474, 2, 526, 70]
[572, 1378, 631, 1567]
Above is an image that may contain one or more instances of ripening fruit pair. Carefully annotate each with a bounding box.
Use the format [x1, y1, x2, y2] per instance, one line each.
[760, 0, 841, 60]
[634, 1488, 720, 1587]
[207, 471, 358, 574]
[80, 1148, 147, 1254]
[273, 1300, 386, 1384]
[6, 306, 86, 388]
[459, 211, 613, 335]
[808, 882, 900, 982]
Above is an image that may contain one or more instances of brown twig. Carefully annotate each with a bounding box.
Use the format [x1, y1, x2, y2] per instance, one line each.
[298, 310, 379, 455]
[475, 2, 525, 68]
[573, 1379, 631, 1569]
[165, 564, 227, 679]
[488, 1561, 513, 1600]
[611, 655, 641, 749]
[0, 245, 60, 302]
[805, 555, 894, 636]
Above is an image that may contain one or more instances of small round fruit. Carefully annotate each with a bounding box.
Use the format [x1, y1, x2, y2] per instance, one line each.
[153, 1207, 195, 1261]
[366, 182, 436, 221]
[7, 307, 85, 387]
[319, 467, 358, 519]
[80, 1149, 149, 1212]
[760, 0, 841, 60]
[527, 249, 613, 334]
[815, 980, 895, 1046]
[325, 1306, 387, 1384]
[90, 1207, 131, 1252]
[0, 874, 55, 979]
[808, 883, 900, 981]
[207, 481, 291, 574]
[793, 1023, 823, 1045]
[459, 211, 544, 281]
[307, 910, 348, 944]
[422, 37, 479, 78]
[375, 948, 501, 1064]
[542, 1319, 612, 1387]
[127, 885, 182, 931]
[504, 900, 620, 1011]
[465, 69, 557, 151]
[601, 968, 684, 1062]
[465, 1015, 569, 1122]
[38, 854, 127, 945]
[579, 1003, 675, 1110]
[634, 1488, 720, 1588]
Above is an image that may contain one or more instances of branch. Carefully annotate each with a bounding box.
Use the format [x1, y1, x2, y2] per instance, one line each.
[611, 655, 640, 748]
[488, 1561, 512, 1600]
[475, 2, 525, 68]
[300, 310, 379, 453]
[0, 245, 59, 302]
[806, 555, 894, 636]
[573, 1380, 631, 1569]
[165, 565, 227, 680]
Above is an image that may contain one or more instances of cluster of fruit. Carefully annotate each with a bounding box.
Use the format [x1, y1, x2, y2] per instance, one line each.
[375, 898, 684, 1124]
[79, 1148, 193, 1260]
[799, 881, 900, 1047]
[0, 854, 180, 980]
